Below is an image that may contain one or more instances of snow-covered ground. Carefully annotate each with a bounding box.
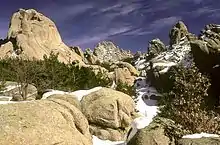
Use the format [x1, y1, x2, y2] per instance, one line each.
[124, 77, 161, 144]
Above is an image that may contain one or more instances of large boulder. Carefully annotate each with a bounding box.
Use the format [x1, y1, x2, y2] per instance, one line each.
[169, 21, 189, 46]
[113, 67, 136, 86]
[115, 61, 139, 76]
[0, 81, 37, 101]
[178, 137, 220, 145]
[0, 9, 83, 64]
[93, 41, 133, 63]
[127, 117, 187, 145]
[108, 61, 138, 86]
[0, 99, 92, 145]
[81, 88, 136, 141]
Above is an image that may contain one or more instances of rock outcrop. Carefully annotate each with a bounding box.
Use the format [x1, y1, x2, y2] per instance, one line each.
[0, 9, 83, 64]
[93, 41, 133, 63]
[70, 46, 85, 61]
[169, 21, 189, 46]
[128, 117, 187, 145]
[81, 88, 135, 141]
[190, 24, 220, 72]
[0, 99, 92, 145]
[190, 24, 220, 107]
[108, 61, 138, 86]
[84, 48, 98, 64]
[148, 38, 166, 57]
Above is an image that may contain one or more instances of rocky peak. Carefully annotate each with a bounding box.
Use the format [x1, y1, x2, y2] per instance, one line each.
[169, 21, 189, 46]
[93, 40, 133, 63]
[96, 41, 115, 48]
[0, 9, 83, 64]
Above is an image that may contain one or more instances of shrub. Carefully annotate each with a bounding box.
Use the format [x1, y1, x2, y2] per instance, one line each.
[116, 82, 135, 96]
[0, 53, 111, 99]
[158, 64, 220, 134]
[97, 61, 113, 71]
[121, 57, 134, 65]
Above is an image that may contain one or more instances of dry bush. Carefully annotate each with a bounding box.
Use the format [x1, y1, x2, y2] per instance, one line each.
[159, 64, 220, 134]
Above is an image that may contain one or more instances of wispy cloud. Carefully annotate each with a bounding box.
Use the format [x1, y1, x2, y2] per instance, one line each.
[148, 16, 181, 31]
[67, 25, 133, 46]
[94, 3, 122, 14]
[93, 1, 142, 16]
[123, 16, 181, 36]
[122, 28, 152, 36]
[42, 3, 94, 21]
[185, 7, 220, 18]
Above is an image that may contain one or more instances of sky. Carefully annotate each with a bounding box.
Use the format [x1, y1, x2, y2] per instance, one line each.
[0, 0, 220, 52]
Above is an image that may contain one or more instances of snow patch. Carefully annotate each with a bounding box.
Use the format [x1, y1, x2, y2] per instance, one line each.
[41, 87, 102, 101]
[0, 101, 17, 105]
[71, 87, 102, 101]
[0, 84, 21, 93]
[93, 136, 125, 145]
[41, 90, 67, 99]
[182, 133, 219, 139]
[0, 96, 13, 101]
[0, 100, 32, 105]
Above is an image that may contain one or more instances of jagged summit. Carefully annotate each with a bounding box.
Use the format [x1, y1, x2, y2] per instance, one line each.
[136, 21, 193, 76]
[93, 40, 133, 63]
[0, 9, 83, 64]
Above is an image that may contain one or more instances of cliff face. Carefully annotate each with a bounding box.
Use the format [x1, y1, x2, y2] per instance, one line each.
[0, 9, 84, 64]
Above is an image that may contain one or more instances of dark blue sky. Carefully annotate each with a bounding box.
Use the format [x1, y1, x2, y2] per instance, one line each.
[0, 0, 220, 52]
